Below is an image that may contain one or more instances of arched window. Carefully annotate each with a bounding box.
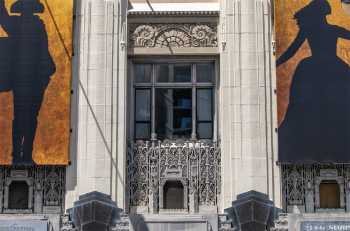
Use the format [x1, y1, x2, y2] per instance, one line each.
[163, 181, 184, 209]
[8, 181, 29, 209]
[319, 180, 340, 209]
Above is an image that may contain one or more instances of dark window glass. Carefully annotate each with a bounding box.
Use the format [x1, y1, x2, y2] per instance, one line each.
[9, 181, 29, 209]
[174, 65, 191, 82]
[135, 89, 151, 139]
[163, 181, 184, 209]
[156, 89, 192, 139]
[134, 62, 215, 141]
[197, 89, 213, 121]
[320, 180, 340, 209]
[135, 89, 151, 121]
[197, 89, 213, 139]
[197, 63, 214, 83]
[197, 122, 213, 139]
[135, 64, 152, 83]
[156, 64, 170, 82]
[135, 123, 151, 140]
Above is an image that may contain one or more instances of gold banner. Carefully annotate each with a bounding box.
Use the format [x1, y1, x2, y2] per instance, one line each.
[276, 0, 350, 162]
[276, 0, 350, 125]
[0, 0, 72, 165]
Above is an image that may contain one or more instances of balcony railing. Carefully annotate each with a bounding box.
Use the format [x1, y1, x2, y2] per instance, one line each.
[127, 140, 221, 213]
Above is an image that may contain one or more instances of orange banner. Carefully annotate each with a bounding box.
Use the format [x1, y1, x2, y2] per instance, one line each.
[276, 0, 350, 125]
[276, 0, 350, 163]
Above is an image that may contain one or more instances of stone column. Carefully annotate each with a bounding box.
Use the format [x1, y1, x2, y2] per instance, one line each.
[219, 0, 281, 211]
[65, 0, 128, 210]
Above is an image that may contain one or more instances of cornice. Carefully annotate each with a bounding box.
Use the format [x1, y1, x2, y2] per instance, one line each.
[128, 10, 219, 17]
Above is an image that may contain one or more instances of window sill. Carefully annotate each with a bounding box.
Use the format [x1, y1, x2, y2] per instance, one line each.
[159, 209, 188, 215]
[3, 209, 33, 214]
[315, 208, 346, 213]
[133, 138, 216, 145]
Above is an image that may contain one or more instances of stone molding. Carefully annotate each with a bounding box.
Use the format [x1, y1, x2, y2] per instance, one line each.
[129, 23, 218, 49]
[128, 11, 219, 17]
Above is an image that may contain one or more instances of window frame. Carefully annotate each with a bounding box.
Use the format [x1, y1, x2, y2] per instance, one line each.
[130, 58, 219, 142]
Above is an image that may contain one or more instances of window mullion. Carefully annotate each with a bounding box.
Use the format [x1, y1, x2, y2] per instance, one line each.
[191, 64, 197, 140]
[151, 64, 157, 140]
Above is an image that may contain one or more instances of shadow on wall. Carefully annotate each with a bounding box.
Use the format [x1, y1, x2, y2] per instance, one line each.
[277, 0, 350, 163]
[0, 0, 56, 165]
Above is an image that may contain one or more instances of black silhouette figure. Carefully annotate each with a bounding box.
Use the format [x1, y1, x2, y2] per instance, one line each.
[0, 0, 56, 165]
[277, 0, 350, 163]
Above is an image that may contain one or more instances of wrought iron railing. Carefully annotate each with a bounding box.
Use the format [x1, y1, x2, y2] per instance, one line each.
[127, 140, 221, 212]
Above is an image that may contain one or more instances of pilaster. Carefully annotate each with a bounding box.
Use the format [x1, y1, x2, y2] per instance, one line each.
[220, 0, 280, 210]
[65, 0, 128, 210]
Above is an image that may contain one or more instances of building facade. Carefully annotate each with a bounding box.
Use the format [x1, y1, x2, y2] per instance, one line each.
[0, 0, 349, 230]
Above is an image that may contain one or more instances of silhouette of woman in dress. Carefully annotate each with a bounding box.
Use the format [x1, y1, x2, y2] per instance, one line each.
[277, 0, 350, 163]
[0, 0, 56, 165]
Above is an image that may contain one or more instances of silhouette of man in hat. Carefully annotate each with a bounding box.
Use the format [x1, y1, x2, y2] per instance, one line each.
[0, 0, 56, 165]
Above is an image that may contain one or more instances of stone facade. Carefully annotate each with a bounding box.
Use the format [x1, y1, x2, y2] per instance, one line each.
[1, 0, 349, 231]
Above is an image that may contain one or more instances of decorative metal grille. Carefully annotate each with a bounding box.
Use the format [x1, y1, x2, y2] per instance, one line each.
[42, 166, 66, 207]
[281, 164, 350, 212]
[0, 166, 66, 213]
[127, 140, 221, 211]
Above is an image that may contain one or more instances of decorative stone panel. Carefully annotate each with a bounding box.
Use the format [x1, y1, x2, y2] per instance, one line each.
[281, 164, 350, 213]
[127, 140, 221, 214]
[0, 166, 65, 214]
[129, 24, 218, 48]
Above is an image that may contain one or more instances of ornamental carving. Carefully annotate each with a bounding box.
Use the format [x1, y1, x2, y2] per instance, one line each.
[127, 140, 221, 212]
[130, 24, 218, 48]
[281, 164, 350, 213]
[0, 166, 65, 214]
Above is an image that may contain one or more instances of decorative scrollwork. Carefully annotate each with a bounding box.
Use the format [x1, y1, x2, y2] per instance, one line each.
[127, 140, 221, 210]
[43, 166, 65, 207]
[191, 25, 217, 47]
[130, 24, 218, 48]
[0, 166, 65, 214]
[281, 164, 350, 212]
[132, 25, 156, 47]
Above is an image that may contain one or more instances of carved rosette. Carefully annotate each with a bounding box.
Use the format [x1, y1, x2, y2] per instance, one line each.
[130, 24, 218, 48]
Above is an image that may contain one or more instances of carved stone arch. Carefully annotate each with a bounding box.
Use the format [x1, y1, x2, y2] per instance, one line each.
[130, 23, 218, 48]
[155, 27, 191, 48]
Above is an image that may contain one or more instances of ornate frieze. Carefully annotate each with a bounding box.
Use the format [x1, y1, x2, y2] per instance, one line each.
[129, 24, 218, 48]
[127, 140, 221, 213]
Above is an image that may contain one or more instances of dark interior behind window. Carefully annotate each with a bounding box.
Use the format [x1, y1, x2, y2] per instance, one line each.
[9, 181, 29, 209]
[156, 89, 192, 139]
